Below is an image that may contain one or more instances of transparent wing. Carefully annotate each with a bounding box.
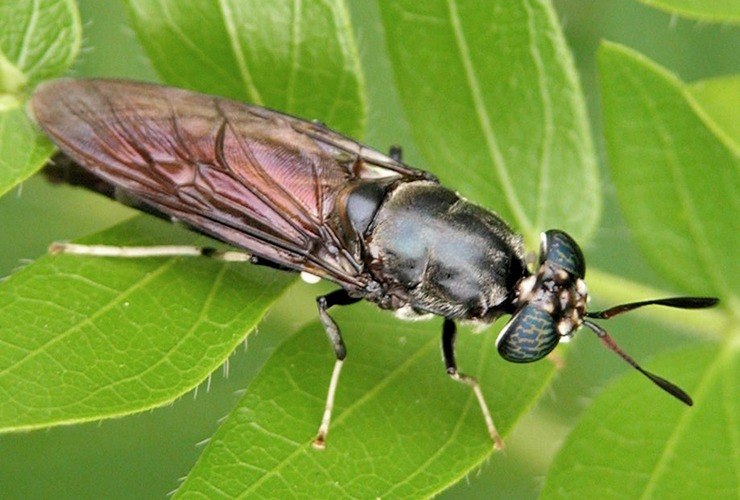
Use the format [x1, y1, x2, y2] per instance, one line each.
[31, 79, 431, 288]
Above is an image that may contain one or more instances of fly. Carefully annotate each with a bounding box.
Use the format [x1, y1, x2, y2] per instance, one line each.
[29, 79, 719, 449]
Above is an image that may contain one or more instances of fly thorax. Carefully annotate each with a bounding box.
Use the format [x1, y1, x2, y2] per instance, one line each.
[333, 179, 394, 262]
[366, 181, 528, 320]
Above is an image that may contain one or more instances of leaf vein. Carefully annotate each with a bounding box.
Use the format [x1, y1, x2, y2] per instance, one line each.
[445, 0, 533, 236]
[16, 0, 40, 70]
[624, 66, 729, 298]
[523, 0, 554, 233]
[238, 333, 439, 495]
[70, 263, 234, 404]
[0, 258, 180, 378]
[217, 0, 262, 104]
[639, 344, 730, 498]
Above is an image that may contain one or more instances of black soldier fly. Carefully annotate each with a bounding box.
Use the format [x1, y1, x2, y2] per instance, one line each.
[29, 79, 719, 449]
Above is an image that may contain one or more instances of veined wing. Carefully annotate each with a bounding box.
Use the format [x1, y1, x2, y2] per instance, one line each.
[30, 79, 431, 288]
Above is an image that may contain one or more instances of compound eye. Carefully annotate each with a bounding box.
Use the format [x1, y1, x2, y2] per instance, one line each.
[540, 230, 586, 278]
[496, 304, 560, 363]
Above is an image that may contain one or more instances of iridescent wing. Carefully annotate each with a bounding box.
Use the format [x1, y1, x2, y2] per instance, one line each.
[31, 79, 432, 289]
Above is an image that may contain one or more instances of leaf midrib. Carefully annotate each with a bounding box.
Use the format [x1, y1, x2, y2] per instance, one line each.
[445, 0, 533, 237]
[227, 332, 441, 497]
[621, 61, 729, 300]
[217, 0, 261, 104]
[639, 340, 734, 498]
[0, 257, 180, 379]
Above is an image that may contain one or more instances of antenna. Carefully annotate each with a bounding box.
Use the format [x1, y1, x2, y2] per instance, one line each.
[582, 296, 719, 406]
[585, 297, 718, 320]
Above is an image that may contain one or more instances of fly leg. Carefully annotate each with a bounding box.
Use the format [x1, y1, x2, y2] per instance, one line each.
[50, 242, 252, 262]
[49, 242, 298, 271]
[442, 318, 504, 449]
[313, 289, 361, 450]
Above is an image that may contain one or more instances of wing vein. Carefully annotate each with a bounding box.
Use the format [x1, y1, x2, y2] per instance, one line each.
[211, 112, 316, 248]
[215, 101, 320, 235]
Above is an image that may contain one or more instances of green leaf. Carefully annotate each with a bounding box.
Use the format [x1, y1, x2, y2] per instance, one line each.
[0, 0, 367, 431]
[0, 0, 81, 195]
[123, 0, 365, 137]
[175, 304, 555, 497]
[598, 42, 739, 301]
[689, 75, 740, 147]
[541, 42, 740, 499]
[0, 0, 81, 93]
[112, 3, 566, 494]
[541, 343, 738, 498]
[0, 106, 54, 196]
[0, 217, 294, 431]
[635, 0, 740, 23]
[378, 0, 599, 246]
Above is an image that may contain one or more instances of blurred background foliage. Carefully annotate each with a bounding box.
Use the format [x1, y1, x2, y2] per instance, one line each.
[0, 0, 736, 498]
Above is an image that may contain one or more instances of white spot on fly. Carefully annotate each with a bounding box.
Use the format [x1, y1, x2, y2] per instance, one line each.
[557, 319, 574, 336]
[516, 275, 536, 302]
[301, 271, 321, 284]
[469, 320, 492, 334]
[393, 305, 434, 321]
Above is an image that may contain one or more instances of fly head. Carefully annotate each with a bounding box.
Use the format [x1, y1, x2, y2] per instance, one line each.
[495, 229, 719, 405]
[496, 230, 587, 363]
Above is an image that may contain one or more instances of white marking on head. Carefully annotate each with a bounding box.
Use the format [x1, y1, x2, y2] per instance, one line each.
[557, 319, 573, 336]
[576, 278, 588, 296]
[517, 275, 537, 302]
